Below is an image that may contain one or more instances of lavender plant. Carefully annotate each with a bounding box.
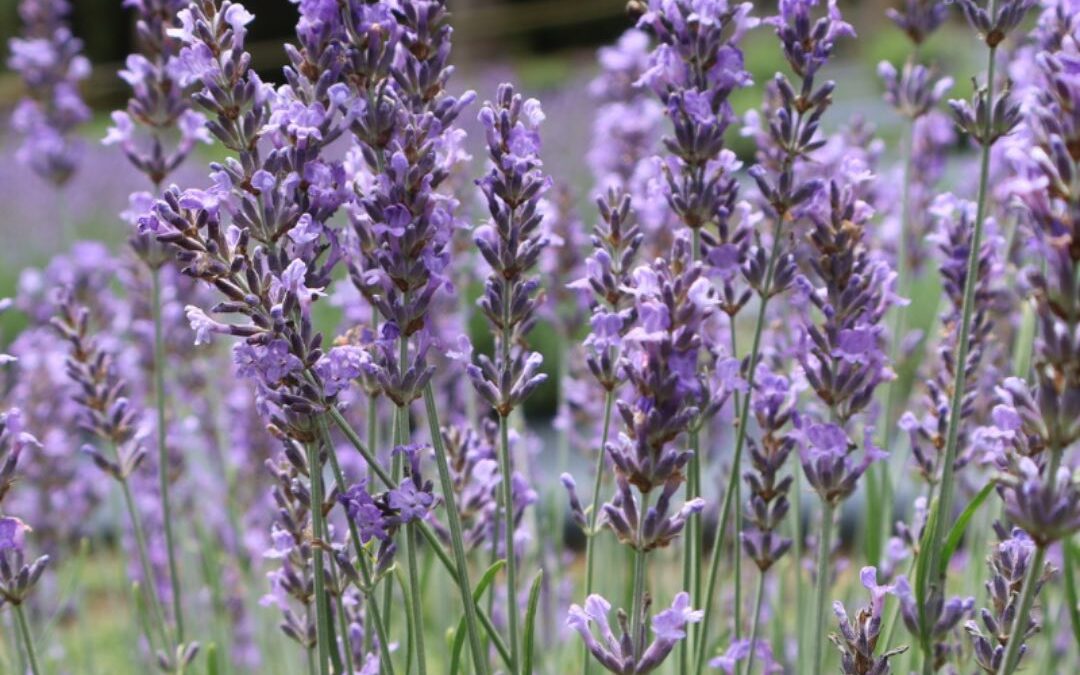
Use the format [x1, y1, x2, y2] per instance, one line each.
[5, 0, 1080, 673]
[7, 0, 90, 188]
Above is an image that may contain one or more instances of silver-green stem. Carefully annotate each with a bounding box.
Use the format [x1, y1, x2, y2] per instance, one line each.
[421, 385, 489, 675]
[997, 544, 1047, 675]
[404, 520, 428, 675]
[583, 388, 615, 675]
[922, 39, 999, 623]
[324, 405, 515, 669]
[629, 491, 652, 661]
[500, 280, 521, 673]
[695, 223, 788, 672]
[877, 113, 915, 561]
[328, 564, 356, 675]
[685, 228, 703, 621]
[499, 411, 520, 673]
[811, 501, 836, 675]
[150, 269, 184, 644]
[741, 572, 767, 675]
[112, 443, 172, 651]
[305, 441, 332, 675]
[314, 414, 395, 673]
[13, 604, 41, 675]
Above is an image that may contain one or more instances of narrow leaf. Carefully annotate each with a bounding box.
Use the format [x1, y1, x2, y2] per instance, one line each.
[937, 482, 995, 578]
[1063, 538, 1080, 650]
[450, 560, 505, 675]
[207, 644, 221, 675]
[523, 570, 544, 675]
[914, 496, 939, 651]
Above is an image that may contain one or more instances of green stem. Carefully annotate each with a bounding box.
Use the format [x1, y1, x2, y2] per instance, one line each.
[499, 411, 520, 673]
[741, 573, 766, 675]
[150, 268, 184, 644]
[792, 463, 805, 660]
[686, 227, 703, 635]
[876, 114, 915, 565]
[997, 544, 1047, 675]
[13, 604, 41, 675]
[329, 565, 356, 675]
[583, 389, 614, 675]
[922, 40, 999, 635]
[423, 385, 490, 675]
[630, 491, 652, 661]
[315, 414, 395, 674]
[305, 441, 332, 675]
[695, 223, 787, 672]
[324, 405, 515, 670]
[811, 501, 836, 675]
[404, 522, 428, 675]
[115, 457, 172, 651]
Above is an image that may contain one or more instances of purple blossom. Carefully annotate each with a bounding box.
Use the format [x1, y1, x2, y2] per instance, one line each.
[7, 0, 90, 185]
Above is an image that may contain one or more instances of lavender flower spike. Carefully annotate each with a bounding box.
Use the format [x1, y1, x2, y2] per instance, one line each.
[7, 0, 91, 186]
[568, 592, 703, 674]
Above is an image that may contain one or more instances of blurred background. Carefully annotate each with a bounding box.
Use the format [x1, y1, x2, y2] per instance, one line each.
[0, 0, 983, 411]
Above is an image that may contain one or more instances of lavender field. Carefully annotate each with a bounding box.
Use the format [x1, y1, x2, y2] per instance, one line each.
[0, 0, 1078, 673]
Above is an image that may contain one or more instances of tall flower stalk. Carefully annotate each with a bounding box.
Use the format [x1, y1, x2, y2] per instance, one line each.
[632, 1, 756, 638]
[7, 0, 90, 188]
[974, 5, 1080, 668]
[696, 0, 852, 668]
[0, 404, 50, 675]
[51, 293, 198, 672]
[919, 1, 1032, 663]
[468, 84, 551, 671]
[105, 0, 214, 648]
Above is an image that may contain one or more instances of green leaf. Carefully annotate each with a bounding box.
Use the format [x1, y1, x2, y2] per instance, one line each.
[450, 560, 505, 675]
[937, 482, 995, 578]
[1063, 538, 1080, 651]
[523, 571, 545, 675]
[207, 644, 220, 675]
[914, 496, 939, 652]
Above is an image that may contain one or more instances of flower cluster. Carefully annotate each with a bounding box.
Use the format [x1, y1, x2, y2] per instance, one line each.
[964, 526, 1053, 673]
[0, 409, 49, 611]
[7, 0, 91, 186]
[829, 567, 907, 675]
[567, 592, 703, 674]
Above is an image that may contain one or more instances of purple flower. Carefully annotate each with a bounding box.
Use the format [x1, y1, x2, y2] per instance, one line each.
[8, 0, 90, 185]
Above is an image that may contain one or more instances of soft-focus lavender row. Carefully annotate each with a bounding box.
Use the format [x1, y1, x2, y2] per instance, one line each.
[1, 0, 1079, 674]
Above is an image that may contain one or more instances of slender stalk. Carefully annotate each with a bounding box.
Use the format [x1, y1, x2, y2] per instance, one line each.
[792, 467, 804, 658]
[811, 502, 836, 675]
[150, 268, 185, 644]
[306, 644, 317, 675]
[305, 441, 332, 675]
[13, 605, 41, 675]
[584, 393, 615, 594]
[499, 411, 520, 673]
[113, 445, 172, 651]
[741, 573, 766, 675]
[923, 29, 999, 602]
[324, 405, 515, 669]
[876, 114, 915, 564]
[630, 491, 652, 661]
[998, 544, 1047, 675]
[404, 521, 428, 675]
[328, 565, 356, 675]
[422, 385, 489, 675]
[499, 275, 521, 673]
[695, 225, 787, 672]
[582, 389, 615, 674]
[391, 395, 429, 675]
[685, 228, 703, 626]
[315, 414, 395, 673]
